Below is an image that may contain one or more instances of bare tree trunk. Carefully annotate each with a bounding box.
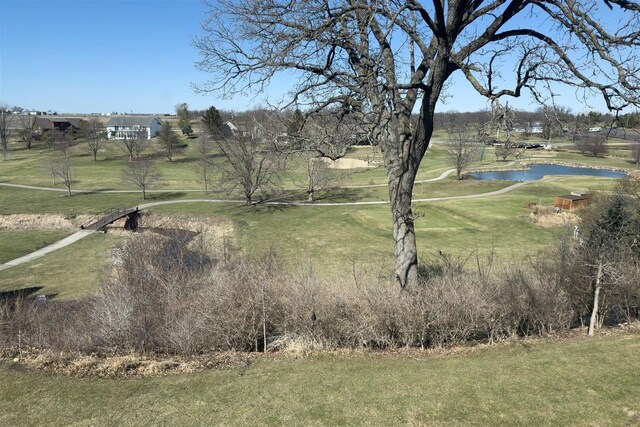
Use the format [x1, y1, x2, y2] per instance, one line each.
[588, 259, 604, 336]
[381, 107, 431, 289]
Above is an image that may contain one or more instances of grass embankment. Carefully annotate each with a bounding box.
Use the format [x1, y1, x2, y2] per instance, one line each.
[0, 233, 117, 299]
[0, 230, 69, 264]
[1, 334, 639, 425]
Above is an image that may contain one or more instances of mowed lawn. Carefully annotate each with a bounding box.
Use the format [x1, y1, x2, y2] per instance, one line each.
[1, 334, 639, 425]
[0, 230, 69, 264]
[0, 175, 623, 297]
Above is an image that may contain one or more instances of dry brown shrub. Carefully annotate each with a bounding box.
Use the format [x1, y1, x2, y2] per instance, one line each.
[529, 205, 581, 228]
[4, 226, 633, 361]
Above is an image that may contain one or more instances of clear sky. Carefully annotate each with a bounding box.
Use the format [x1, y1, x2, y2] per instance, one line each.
[0, 0, 613, 115]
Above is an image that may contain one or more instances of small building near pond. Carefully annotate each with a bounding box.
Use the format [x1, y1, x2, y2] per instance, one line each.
[553, 192, 593, 211]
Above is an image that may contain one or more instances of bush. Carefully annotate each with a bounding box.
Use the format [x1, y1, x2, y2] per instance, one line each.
[1, 228, 636, 357]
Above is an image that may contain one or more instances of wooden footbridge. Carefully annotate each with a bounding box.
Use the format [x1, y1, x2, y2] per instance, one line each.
[81, 207, 141, 231]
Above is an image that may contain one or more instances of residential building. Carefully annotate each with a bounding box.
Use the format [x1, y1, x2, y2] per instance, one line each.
[105, 117, 163, 139]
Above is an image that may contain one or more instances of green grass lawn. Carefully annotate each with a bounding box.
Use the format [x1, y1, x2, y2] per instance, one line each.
[0, 232, 117, 299]
[0, 134, 636, 297]
[0, 230, 70, 264]
[0, 175, 619, 297]
[1, 334, 638, 425]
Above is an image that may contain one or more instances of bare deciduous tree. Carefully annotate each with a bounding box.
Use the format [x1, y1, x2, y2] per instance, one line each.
[630, 142, 640, 164]
[45, 144, 75, 196]
[214, 117, 282, 205]
[577, 135, 609, 157]
[298, 152, 336, 202]
[17, 114, 36, 150]
[445, 131, 482, 180]
[82, 118, 107, 161]
[158, 121, 183, 162]
[575, 195, 640, 335]
[122, 159, 161, 200]
[195, 0, 640, 288]
[119, 130, 149, 162]
[290, 113, 358, 201]
[196, 133, 215, 194]
[176, 103, 193, 137]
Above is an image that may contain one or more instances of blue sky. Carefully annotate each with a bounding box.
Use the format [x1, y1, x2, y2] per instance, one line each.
[0, 0, 613, 114]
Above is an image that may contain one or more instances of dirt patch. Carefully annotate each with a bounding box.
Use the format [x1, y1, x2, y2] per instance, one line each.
[529, 205, 581, 228]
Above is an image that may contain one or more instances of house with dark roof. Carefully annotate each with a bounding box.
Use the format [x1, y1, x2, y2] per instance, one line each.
[33, 118, 84, 136]
[105, 117, 163, 140]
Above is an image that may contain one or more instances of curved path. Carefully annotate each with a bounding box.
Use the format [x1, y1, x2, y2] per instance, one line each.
[0, 168, 459, 194]
[0, 179, 533, 271]
[0, 230, 95, 272]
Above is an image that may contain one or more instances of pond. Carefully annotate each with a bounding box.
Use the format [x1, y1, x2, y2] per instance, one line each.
[468, 164, 628, 181]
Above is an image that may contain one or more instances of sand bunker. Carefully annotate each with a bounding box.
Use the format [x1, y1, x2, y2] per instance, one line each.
[324, 158, 377, 169]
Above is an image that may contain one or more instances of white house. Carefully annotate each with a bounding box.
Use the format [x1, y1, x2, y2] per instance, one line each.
[105, 117, 163, 140]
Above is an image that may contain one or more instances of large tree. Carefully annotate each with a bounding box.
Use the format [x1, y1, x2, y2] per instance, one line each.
[291, 112, 358, 201]
[194, 0, 640, 288]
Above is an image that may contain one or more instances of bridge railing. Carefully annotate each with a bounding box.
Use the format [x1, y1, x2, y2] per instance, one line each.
[81, 206, 139, 230]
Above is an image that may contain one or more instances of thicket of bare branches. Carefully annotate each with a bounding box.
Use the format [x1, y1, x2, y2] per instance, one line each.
[3, 214, 638, 356]
[574, 135, 609, 157]
[214, 117, 283, 205]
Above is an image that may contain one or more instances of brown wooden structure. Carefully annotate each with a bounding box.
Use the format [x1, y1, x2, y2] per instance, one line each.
[82, 207, 141, 231]
[553, 193, 593, 211]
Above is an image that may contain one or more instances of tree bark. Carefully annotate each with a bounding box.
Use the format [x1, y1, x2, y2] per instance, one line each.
[381, 102, 433, 289]
[588, 259, 603, 336]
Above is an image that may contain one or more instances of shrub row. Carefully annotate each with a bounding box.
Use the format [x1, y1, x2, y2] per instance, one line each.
[1, 231, 638, 355]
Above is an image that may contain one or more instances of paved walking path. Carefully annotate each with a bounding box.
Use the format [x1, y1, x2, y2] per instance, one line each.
[0, 178, 535, 271]
[0, 230, 95, 272]
[0, 168, 460, 194]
